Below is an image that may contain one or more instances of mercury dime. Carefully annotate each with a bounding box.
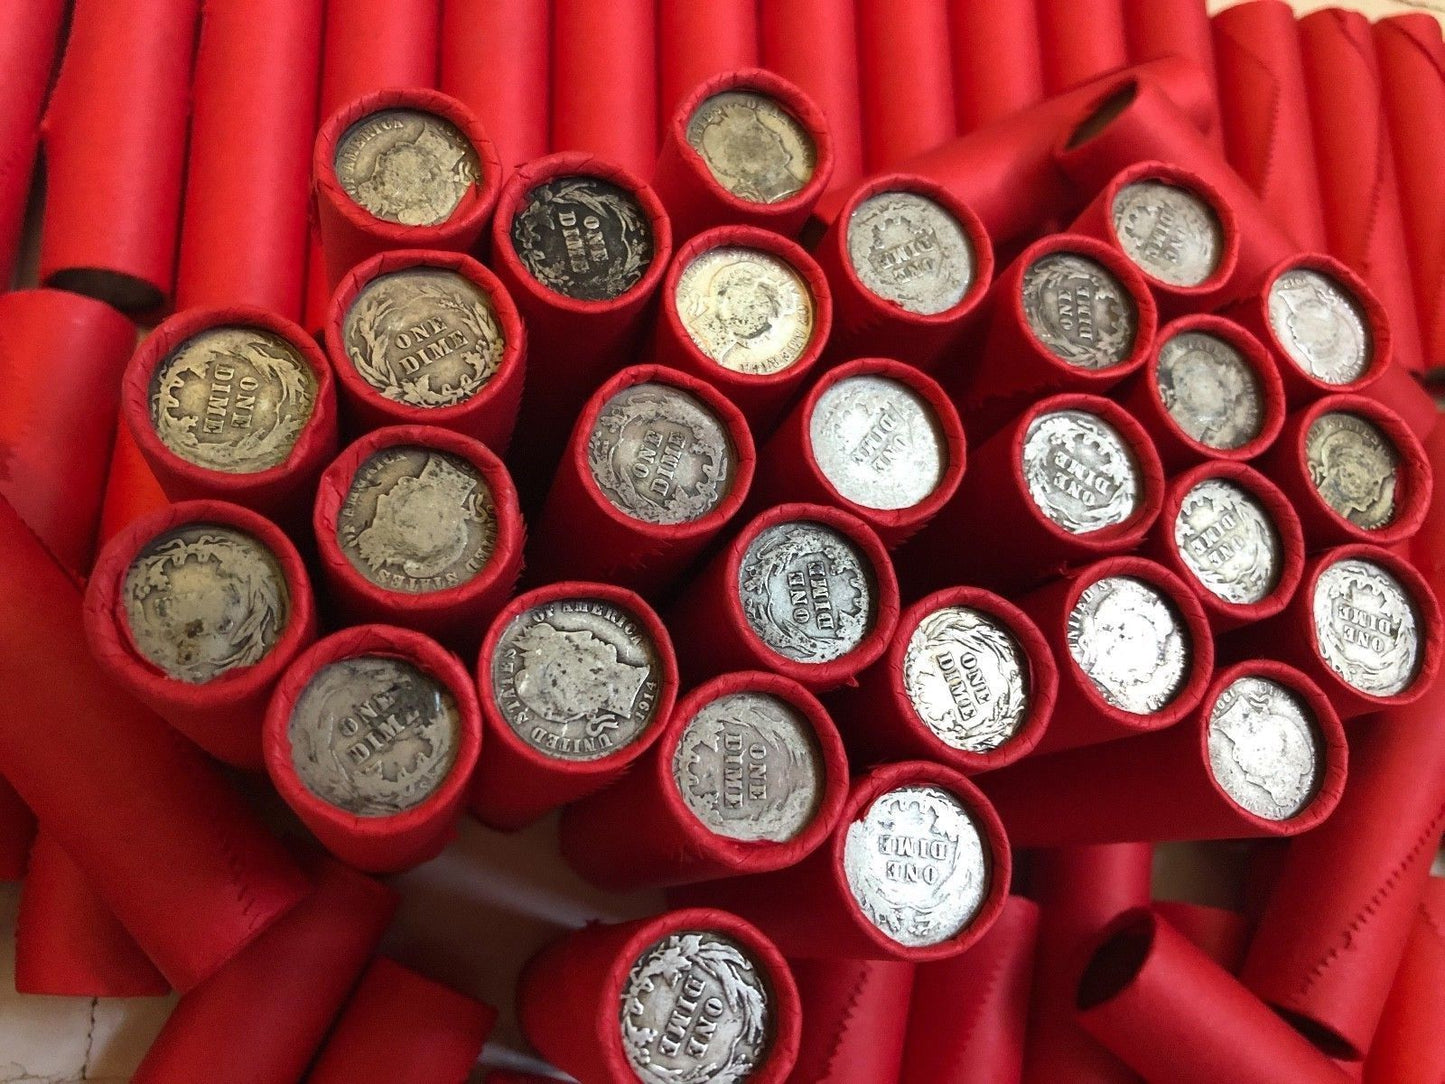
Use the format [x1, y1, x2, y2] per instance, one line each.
[842, 784, 990, 949]
[1207, 675, 1322, 821]
[1067, 576, 1190, 715]
[1267, 267, 1372, 384]
[1312, 558, 1421, 697]
[587, 383, 735, 526]
[333, 108, 480, 226]
[510, 176, 654, 301]
[1021, 253, 1137, 370]
[1155, 331, 1264, 451]
[490, 597, 662, 761]
[1173, 478, 1281, 606]
[685, 90, 816, 204]
[122, 524, 289, 685]
[902, 606, 1030, 754]
[809, 375, 947, 511]
[1021, 410, 1142, 534]
[675, 247, 815, 375]
[845, 190, 974, 315]
[620, 931, 773, 1084]
[148, 326, 317, 474]
[1110, 179, 1223, 287]
[1305, 412, 1400, 531]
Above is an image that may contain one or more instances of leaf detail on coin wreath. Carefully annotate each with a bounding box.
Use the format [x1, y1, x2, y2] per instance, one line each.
[350, 287, 403, 394]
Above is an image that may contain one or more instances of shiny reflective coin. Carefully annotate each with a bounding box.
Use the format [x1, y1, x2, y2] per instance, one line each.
[1312, 558, 1422, 697]
[1110, 180, 1223, 287]
[1207, 675, 1322, 821]
[845, 190, 974, 315]
[902, 606, 1030, 754]
[288, 656, 459, 817]
[620, 931, 773, 1084]
[1173, 478, 1281, 606]
[333, 108, 480, 226]
[1155, 331, 1264, 451]
[685, 89, 816, 205]
[148, 326, 317, 475]
[809, 375, 947, 511]
[1021, 253, 1137, 370]
[490, 597, 663, 761]
[122, 524, 289, 685]
[588, 383, 735, 525]
[842, 784, 990, 948]
[737, 521, 876, 665]
[510, 176, 654, 301]
[1067, 576, 1190, 715]
[1267, 268, 1372, 384]
[1021, 410, 1142, 534]
[1305, 412, 1400, 531]
[675, 247, 815, 375]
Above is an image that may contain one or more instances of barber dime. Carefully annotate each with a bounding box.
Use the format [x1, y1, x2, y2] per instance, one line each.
[675, 247, 815, 375]
[902, 606, 1030, 754]
[1021, 252, 1137, 370]
[809, 374, 947, 511]
[846, 190, 974, 315]
[1155, 331, 1264, 451]
[685, 89, 816, 204]
[1067, 576, 1190, 715]
[1110, 179, 1223, 287]
[1305, 412, 1399, 530]
[334, 108, 480, 226]
[511, 176, 654, 301]
[1207, 675, 1322, 821]
[1267, 267, 1372, 385]
[1173, 478, 1281, 606]
[1312, 557, 1421, 697]
[1021, 410, 1141, 534]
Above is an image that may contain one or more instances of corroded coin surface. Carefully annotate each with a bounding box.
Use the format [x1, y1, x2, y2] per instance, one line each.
[1021, 253, 1137, 370]
[123, 524, 289, 684]
[737, 521, 876, 665]
[902, 606, 1030, 754]
[809, 374, 946, 511]
[1305, 412, 1400, 531]
[490, 597, 662, 760]
[1207, 675, 1322, 821]
[334, 108, 480, 226]
[1067, 576, 1190, 715]
[588, 383, 735, 525]
[685, 89, 816, 204]
[1021, 410, 1142, 534]
[1155, 330, 1264, 451]
[1173, 478, 1281, 606]
[1312, 557, 1421, 697]
[842, 784, 990, 948]
[148, 326, 317, 475]
[675, 247, 814, 375]
[845, 190, 974, 315]
[620, 931, 773, 1084]
[1110, 179, 1224, 288]
[1267, 268, 1372, 385]
[510, 176, 654, 301]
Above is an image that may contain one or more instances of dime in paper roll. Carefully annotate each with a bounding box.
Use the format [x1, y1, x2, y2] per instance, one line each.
[1173, 478, 1282, 606]
[675, 247, 815, 375]
[1067, 576, 1191, 715]
[1267, 267, 1373, 385]
[1311, 557, 1422, 697]
[1021, 253, 1137, 370]
[1206, 675, 1323, 822]
[510, 175, 655, 301]
[902, 606, 1031, 754]
[1021, 409, 1142, 534]
[1110, 179, 1224, 288]
[685, 89, 816, 205]
[845, 190, 975, 315]
[1155, 330, 1265, 451]
[1304, 412, 1400, 530]
[334, 108, 482, 227]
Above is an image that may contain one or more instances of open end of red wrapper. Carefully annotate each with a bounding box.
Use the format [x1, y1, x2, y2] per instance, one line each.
[1077, 908, 1155, 1011]
[1064, 82, 1142, 152]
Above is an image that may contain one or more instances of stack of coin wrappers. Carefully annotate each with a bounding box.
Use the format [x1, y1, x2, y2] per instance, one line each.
[4, 0, 1445, 1081]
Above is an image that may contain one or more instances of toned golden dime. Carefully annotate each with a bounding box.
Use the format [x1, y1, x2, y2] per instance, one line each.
[334, 108, 480, 226]
[685, 90, 816, 204]
[675, 247, 815, 375]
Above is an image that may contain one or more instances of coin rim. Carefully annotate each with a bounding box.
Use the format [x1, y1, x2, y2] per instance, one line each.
[1107, 172, 1232, 290]
[1297, 397, 1424, 545]
[1017, 240, 1150, 374]
[1263, 261, 1378, 388]
[1149, 321, 1276, 458]
[1166, 466, 1294, 616]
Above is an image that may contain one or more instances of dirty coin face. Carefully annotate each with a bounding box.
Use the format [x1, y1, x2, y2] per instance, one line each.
[510, 176, 655, 301]
[686, 89, 815, 204]
[1067, 576, 1191, 715]
[1207, 675, 1322, 821]
[1312, 557, 1422, 697]
[902, 606, 1030, 754]
[1021, 410, 1142, 534]
[1305, 412, 1399, 531]
[1110, 179, 1224, 287]
[675, 247, 815, 375]
[845, 190, 974, 315]
[1155, 330, 1264, 451]
[809, 374, 947, 511]
[1021, 253, 1137, 370]
[1173, 477, 1281, 606]
[334, 108, 480, 226]
[1267, 267, 1372, 385]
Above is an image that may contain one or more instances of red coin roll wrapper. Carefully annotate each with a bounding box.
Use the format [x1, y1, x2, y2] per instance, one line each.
[1152, 900, 1252, 974]
[469, 581, 679, 831]
[440, 0, 549, 176]
[1037, 0, 1130, 95]
[0, 0, 63, 287]
[518, 908, 802, 1084]
[559, 671, 849, 890]
[85, 500, 319, 769]
[307, 957, 497, 1084]
[99, 426, 169, 550]
[857, 0, 955, 172]
[658, 0, 759, 127]
[947, 0, 1044, 134]
[132, 859, 397, 1084]
[787, 957, 914, 1084]
[1363, 877, 1445, 1084]
[551, 0, 656, 177]
[0, 778, 33, 882]
[1123, 0, 1218, 131]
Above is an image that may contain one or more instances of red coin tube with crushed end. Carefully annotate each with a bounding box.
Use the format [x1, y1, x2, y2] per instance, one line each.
[84, 500, 319, 769]
[0, 0, 63, 287]
[1365, 877, 1445, 1084]
[856, 0, 955, 172]
[0, 779, 34, 881]
[787, 957, 914, 1084]
[518, 908, 802, 1084]
[1152, 900, 1252, 975]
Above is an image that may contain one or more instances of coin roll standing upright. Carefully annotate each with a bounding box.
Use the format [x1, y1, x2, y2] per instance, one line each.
[551, 0, 657, 177]
[856, 0, 955, 172]
[658, 0, 759, 125]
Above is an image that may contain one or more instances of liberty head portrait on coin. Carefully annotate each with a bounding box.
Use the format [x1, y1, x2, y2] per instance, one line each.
[1021, 410, 1142, 534]
[1267, 267, 1372, 385]
[675, 247, 815, 375]
[1067, 576, 1190, 715]
[511, 176, 654, 301]
[685, 89, 816, 204]
[1312, 557, 1422, 697]
[1207, 675, 1322, 822]
[1021, 253, 1137, 370]
[1305, 412, 1399, 531]
[1110, 179, 1224, 288]
[845, 190, 974, 315]
[1154, 331, 1264, 451]
[334, 108, 481, 226]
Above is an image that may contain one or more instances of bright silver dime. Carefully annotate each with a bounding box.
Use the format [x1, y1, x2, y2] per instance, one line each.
[1305, 412, 1400, 531]
[1312, 557, 1422, 697]
[1021, 252, 1137, 370]
[1173, 478, 1281, 606]
[1110, 179, 1224, 288]
[1021, 410, 1142, 534]
[685, 90, 816, 204]
[674, 247, 815, 375]
[1155, 330, 1264, 451]
[1067, 576, 1190, 715]
[511, 175, 655, 301]
[808, 374, 947, 511]
[1207, 675, 1322, 821]
[845, 190, 974, 315]
[902, 606, 1030, 754]
[333, 108, 480, 226]
[1267, 267, 1372, 385]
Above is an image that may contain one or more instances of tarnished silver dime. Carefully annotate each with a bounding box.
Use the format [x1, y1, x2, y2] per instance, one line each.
[620, 931, 773, 1084]
[510, 176, 654, 301]
[842, 784, 990, 949]
[1312, 557, 1422, 697]
[334, 108, 480, 226]
[1155, 331, 1264, 451]
[902, 606, 1030, 754]
[1207, 675, 1322, 821]
[1267, 267, 1372, 385]
[1021, 253, 1137, 370]
[1021, 410, 1142, 534]
[490, 597, 662, 761]
[737, 521, 876, 665]
[809, 374, 947, 511]
[685, 90, 816, 205]
[588, 383, 735, 526]
[123, 524, 289, 685]
[1068, 576, 1191, 715]
[1110, 180, 1224, 288]
[1305, 412, 1400, 531]
[1173, 478, 1281, 606]
[148, 326, 317, 475]
[845, 190, 975, 315]
[675, 247, 815, 375]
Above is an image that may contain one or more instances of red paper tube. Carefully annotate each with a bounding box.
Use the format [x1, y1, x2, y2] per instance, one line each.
[133, 859, 396, 1084]
[0, 777, 34, 882]
[1037, 0, 1130, 95]
[440, 0, 549, 176]
[98, 425, 170, 551]
[787, 957, 914, 1084]
[307, 957, 497, 1084]
[0, 0, 63, 287]
[1152, 900, 1252, 974]
[1412, 422, 1445, 588]
[551, 0, 656, 177]
[947, 0, 1044, 134]
[857, 0, 955, 171]
[1122, 0, 1218, 136]
[469, 581, 680, 831]
[658, 0, 759, 127]
[1363, 877, 1445, 1084]
[519, 908, 802, 1084]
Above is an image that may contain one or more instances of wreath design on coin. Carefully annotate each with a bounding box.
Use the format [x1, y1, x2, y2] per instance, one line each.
[588, 400, 726, 524]
[738, 532, 870, 663]
[513, 179, 651, 294]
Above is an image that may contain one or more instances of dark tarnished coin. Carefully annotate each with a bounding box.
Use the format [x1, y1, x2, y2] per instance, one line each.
[333, 108, 480, 226]
[1267, 267, 1372, 385]
[587, 383, 735, 526]
[1305, 412, 1400, 531]
[685, 89, 816, 204]
[845, 190, 974, 315]
[1021, 253, 1137, 370]
[510, 176, 654, 301]
[620, 931, 773, 1084]
[1173, 478, 1281, 606]
[902, 606, 1030, 754]
[809, 374, 947, 511]
[1155, 331, 1264, 451]
[1068, 576, 1190, 715]
[123, 524, 289, 685]
[1312, 557, 1422, 697]
[1110, 179, 1224, 287]
[1207, 675, 1322, 821]
[1021, 410, 1142, 534]
[148, 326, 317, 475]
[490, 596, 663, 761]
[675, 247, 815, 374]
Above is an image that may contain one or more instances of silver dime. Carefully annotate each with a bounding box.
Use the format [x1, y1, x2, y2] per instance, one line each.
[1021, 253, 1137, 370]
[510, 176, 654, 301]
[333, 108, 481, 226]
[620, 931, 773, 1084]
[490, 597, 662, 761]
[148, 326, 317, 475]
[1155, 331, 1265, 451]
[685, 90, 816, 204]
[809, 374, 947, 511]
[737, 521, 876, 665]
[1021, 410, 1142, 534]
[1305, 412, 1400, 531]
[1312, 557, 1422, 697]
[122, 524, 289, 685]
[842, 784, 990, 949]
[1267, 268, 1372, 385]
[674, 247, 815, 375]
[1110, 179, 1224, 288]
[845, 190, 975, 315]
[1067, 576, 1190, 715]
[287, 655, 460, 817]
[902, 606, 1030, 754]
[671, 692, 824, 843]
[587, 383, 735, 526]
[1207, 675, 1322, 821]
[1173, 478, 1281, 606]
